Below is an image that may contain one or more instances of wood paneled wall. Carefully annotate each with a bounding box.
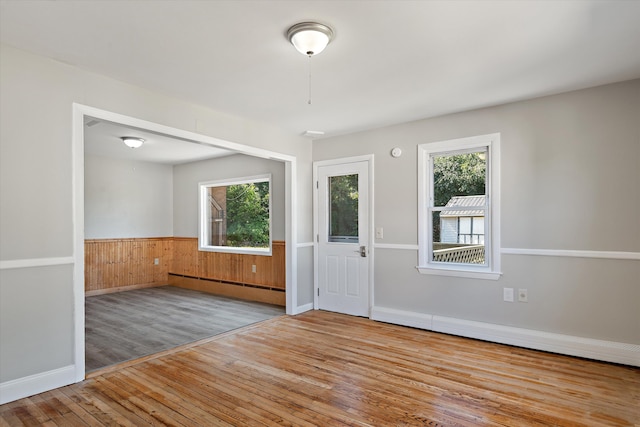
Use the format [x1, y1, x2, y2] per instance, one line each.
[85, 238, 173, 296]
[171, 238, 285, 289]
[85, 237, 286, 302]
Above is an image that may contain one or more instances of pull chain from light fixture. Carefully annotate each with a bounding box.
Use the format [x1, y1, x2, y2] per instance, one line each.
[307, 54, 312, 105]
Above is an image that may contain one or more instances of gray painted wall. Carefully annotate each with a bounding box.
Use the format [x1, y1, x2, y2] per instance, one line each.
[0, 265, 74, 382]
[313, 79, 640, 344]
[0, 44, 313, 385]
[173, 154, 285, 240]
[84, 155, 174, 239]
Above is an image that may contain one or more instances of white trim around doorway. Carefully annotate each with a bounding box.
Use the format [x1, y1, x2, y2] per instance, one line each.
[72, 103, 298, 383]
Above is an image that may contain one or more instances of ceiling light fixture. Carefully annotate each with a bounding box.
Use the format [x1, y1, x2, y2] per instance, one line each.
[286, 21, 334, 105]
[121, 136, 145, 149]
[287, 22, 334, 57]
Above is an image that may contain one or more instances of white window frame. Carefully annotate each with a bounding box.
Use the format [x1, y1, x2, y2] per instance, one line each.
[198, 174, 272, 256]
[417, 133, 501, 280]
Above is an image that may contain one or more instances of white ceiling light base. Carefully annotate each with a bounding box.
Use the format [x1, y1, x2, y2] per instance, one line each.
[287, 22, 334, 56]
[121, 136, 145, 148]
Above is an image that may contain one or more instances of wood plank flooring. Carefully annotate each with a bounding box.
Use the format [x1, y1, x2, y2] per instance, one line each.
[3, 310, 639, 426]
[85, 286, 285, 372]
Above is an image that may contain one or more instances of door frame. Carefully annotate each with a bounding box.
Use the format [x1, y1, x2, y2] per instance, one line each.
[72, 103, 298, 382]
[313, 155, 374, 315]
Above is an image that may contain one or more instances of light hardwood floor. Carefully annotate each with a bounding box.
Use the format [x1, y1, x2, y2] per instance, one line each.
[85, 286, 285, 372]
[2, 310, 639, 426]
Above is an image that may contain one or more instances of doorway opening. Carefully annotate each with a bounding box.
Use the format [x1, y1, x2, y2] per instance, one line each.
[73, 104, 297, 380]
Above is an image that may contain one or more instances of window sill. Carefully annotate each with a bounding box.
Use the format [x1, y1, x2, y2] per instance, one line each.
[199, 245, 272, 256]
[416, 266, 502, 280]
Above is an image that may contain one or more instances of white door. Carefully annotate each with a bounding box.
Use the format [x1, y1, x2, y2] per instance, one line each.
[316, 159, 370, 317]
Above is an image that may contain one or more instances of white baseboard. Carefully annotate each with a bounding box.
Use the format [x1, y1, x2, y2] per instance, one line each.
[0, 365, 76, 404]
[293, 302, 314, 315]
[371, 306, 640, 367]
[369, 306, 433, 330]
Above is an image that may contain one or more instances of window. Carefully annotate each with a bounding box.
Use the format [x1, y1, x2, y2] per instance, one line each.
[418, 134, 501, 279]
[328, 174, 359, 243]
[199, 174, 272, 255]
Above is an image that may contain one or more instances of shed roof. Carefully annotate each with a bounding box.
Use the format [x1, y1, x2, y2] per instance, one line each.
[440, 195, 486, 217]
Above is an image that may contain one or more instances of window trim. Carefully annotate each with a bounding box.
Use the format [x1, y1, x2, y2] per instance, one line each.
[417, 133, 501, 280]
[198, 174, 272, 256]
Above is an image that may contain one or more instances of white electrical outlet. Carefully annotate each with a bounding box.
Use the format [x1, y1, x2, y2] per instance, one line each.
[154, 258, 159, 265]
[252, 265, 257, 273]
[518, 289, 528, 302]
[376, 227, 384, 239]
[503, 287, 514, 302]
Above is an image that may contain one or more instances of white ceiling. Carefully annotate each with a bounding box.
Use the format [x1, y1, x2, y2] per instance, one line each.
[2, 0, 640, 144]
[83, 117, 233, 164]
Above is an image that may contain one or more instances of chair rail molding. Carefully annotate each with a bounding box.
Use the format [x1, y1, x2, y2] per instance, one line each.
[372, 243, 640, 261]
[0, 257, 74, 270]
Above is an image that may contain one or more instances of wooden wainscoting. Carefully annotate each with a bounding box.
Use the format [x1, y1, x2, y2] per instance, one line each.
[85, 237, 285, 305]
[170, 238, 285, 306]
[85, 238, 173, 296]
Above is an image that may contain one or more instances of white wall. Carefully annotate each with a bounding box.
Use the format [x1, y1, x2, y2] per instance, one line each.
[0, 44, 313, 399]
[84, 155, 174, 239]
[314, 80, 640, 347]
[173, 154, 285, 240]
[85, 152, 286, 241]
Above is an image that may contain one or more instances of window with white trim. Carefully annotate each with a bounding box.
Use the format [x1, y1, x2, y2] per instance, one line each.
[199, 174, 272, 255]
[418, 134, 501, 279]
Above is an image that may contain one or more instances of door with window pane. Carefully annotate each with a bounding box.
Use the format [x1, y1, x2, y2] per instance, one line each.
[316, 160, 370, 317]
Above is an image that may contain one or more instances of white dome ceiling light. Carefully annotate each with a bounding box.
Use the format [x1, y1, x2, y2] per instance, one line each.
[287, 22, 334, 56]
[286, 22, 334, 105]
[121, 136, 145, 149]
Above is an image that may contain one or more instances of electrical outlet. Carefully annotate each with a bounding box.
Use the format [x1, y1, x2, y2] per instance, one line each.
[154, 258, 159, 265]
[252, 264, 257, 273]
[376, 227, 384, 239]
[518, 289, 528, 302]
[503, 287, 514, 302]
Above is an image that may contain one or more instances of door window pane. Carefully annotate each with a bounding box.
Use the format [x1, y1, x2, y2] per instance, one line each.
[329, 174, 358, 243]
